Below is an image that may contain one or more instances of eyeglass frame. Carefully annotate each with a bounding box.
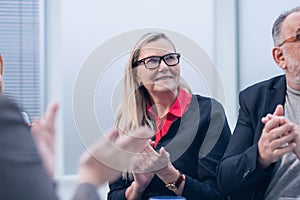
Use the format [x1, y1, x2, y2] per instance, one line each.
[133, 53, 181, 69]
[277, 33, 300, 47]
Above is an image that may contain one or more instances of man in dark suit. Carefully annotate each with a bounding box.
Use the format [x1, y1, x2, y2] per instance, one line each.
[217, 7, 300, 200]
[0, 92, 152, 200]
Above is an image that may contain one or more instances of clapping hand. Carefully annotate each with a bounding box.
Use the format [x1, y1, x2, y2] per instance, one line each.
[31, 102, 59, 178]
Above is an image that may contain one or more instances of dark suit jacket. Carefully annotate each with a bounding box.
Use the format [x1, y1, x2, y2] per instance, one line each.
[109, 95, 231, 200]
[0, 94, 100, 200]
[217, 75, 286, 200]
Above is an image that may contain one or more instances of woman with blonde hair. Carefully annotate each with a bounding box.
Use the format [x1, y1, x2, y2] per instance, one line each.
[108, 32, 231, 200]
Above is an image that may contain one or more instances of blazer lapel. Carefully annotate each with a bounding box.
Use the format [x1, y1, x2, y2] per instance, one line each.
[266, 75, 286, 114]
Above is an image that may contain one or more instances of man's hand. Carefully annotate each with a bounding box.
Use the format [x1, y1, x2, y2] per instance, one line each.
[258, 116, 297, 168]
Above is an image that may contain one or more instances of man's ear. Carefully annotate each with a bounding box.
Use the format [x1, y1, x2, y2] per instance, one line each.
[272, 47, 286, 69]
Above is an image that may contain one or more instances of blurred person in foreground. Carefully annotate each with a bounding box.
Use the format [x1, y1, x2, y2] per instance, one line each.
[217, 6, 300, 200]
[0, 92, 153, 200]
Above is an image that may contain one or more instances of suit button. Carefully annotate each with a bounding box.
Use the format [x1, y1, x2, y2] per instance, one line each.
[242, 168, 251, 178]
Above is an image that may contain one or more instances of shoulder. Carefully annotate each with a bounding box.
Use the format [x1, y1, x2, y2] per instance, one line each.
[0, 93, 19, 111]
[240, 75, 285, 96]
[0, 94, 22, 121]
[191, 94, 225, 116]
[0, 94, 15, 109]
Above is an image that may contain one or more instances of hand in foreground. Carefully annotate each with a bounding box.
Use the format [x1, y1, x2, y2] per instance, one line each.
[31, 102, 59, 178]
[78, 127, 153, 187]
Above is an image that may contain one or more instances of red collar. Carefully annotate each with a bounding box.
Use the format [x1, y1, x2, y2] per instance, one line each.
[147, 88, 192, 147]
[147, 88, 192, 119]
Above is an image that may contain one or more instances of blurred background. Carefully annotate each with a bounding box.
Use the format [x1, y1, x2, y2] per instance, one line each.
[0, 0, 299, 199]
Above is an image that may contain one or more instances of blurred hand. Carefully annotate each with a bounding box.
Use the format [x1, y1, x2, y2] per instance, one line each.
[132, 172, 154, 192]
[140, 142, 171, 173]
[78, 127, 153, 187]
[31, 102, 59, 178]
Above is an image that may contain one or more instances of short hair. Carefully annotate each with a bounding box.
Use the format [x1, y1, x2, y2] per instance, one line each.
[272, 6, 300, 46]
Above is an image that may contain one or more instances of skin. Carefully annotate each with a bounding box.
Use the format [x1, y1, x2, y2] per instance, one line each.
[125, 39, 185, 199]
[135, 38, 180, 117]
[31, 103, 154, 186]
[258, 11, 300, 168]
[31, 102, 59, 178]
[272, 11, 300, 90]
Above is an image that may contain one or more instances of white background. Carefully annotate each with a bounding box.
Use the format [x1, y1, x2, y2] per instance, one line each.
[45, 0, 300, 199]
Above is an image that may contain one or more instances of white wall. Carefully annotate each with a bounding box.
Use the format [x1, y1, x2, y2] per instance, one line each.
[238, 0, 300, 91]
[47, 0, 300, 199]
[47, 0, 217, 199]
[59, 0, 216, 175]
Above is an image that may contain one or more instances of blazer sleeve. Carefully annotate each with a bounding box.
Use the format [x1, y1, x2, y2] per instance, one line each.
[0, 95, 58, 200]
[217, 91, 274, 196]
[182, 99, 231, 200]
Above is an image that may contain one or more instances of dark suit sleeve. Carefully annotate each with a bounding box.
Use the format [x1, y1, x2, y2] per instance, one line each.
[182, 99, 231, 200]
[217, 91, 274, 197]
[0, 95, 58, 200]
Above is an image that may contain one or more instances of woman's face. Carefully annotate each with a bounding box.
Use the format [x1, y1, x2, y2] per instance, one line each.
[135, 38, 180, 96]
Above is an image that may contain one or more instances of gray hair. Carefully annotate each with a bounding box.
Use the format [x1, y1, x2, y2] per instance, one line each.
[272, 7, 300, 46]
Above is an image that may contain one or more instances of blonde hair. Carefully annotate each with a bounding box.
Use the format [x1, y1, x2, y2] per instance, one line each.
[115, 32, 191, 136]
[115, 32, 191, 180]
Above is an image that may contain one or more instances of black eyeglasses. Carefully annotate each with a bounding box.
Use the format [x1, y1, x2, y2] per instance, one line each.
[278, 33, 300, 47]
[133, 53, 180, 69]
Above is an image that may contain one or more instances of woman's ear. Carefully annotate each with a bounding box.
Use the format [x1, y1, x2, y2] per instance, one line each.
[272, 47, 286, 69]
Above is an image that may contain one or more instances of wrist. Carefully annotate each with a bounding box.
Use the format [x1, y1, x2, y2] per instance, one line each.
[156, 164, 180, 185]
[165, 170, 185, 192]
[131, 181, 147, 193]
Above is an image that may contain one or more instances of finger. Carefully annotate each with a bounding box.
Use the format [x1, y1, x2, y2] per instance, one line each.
[105, 127, 119, 142]
[267, 123, 294, 141]
[270, 131, 297, 149]
[44, 102, 59, 125]
[273, 142, 296, 157]
[264, 117, 284, 133]
[273, 104, 284, 116]
[262, 114, 273, 124]
[144, 142, 156, 153]
[159, 147, 170, 159]
[116, 127, 154, 153]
